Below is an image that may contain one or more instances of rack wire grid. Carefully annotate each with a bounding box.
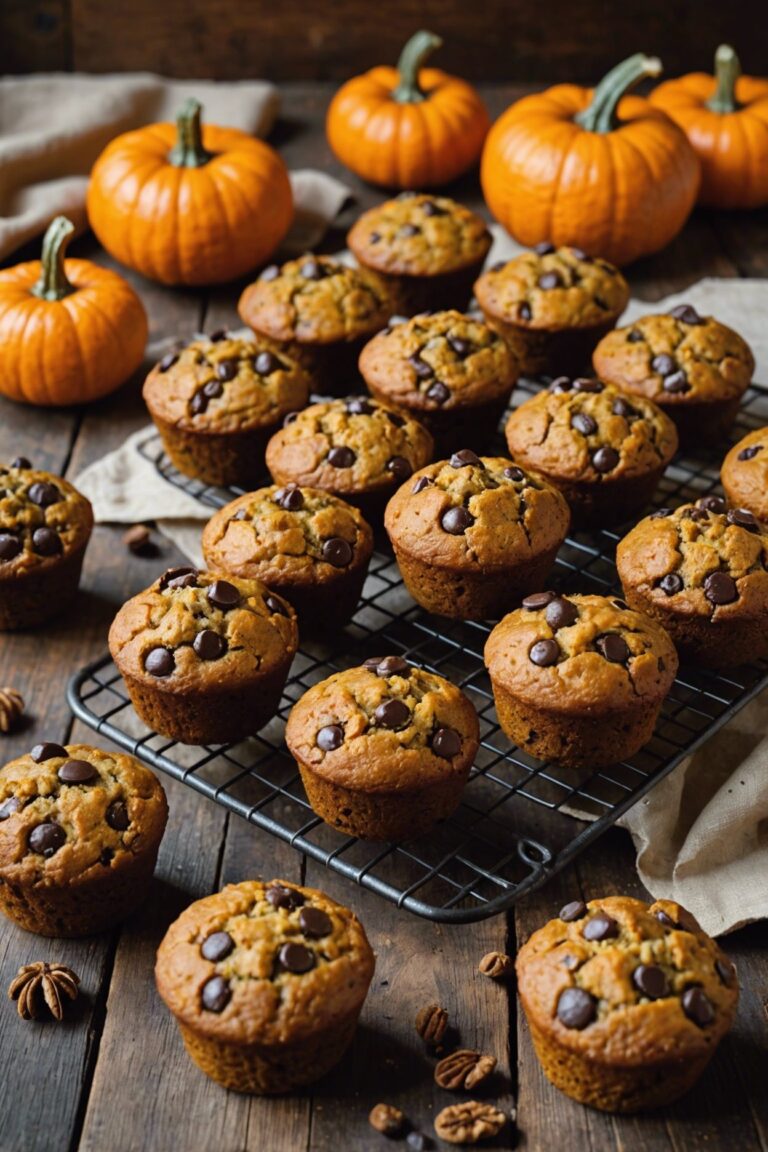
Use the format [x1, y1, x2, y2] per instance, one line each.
[67, 377, 768, 923]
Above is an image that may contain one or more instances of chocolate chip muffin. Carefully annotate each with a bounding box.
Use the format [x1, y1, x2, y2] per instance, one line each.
[484, 593, 678, 768]
[616, 498, 768, 667]
[143, 331, 311, 488]
[108, 567, 298, 745]
[347, 193, 492, 317]
[721, 427, 768, 524]
[504, 377, 679, 526]
[592, 305, 755, 447]
[359, 310, 517, 453]
[201, 485, 373, 632]
[0, 459, 93, 631]
[155, 878, 374, 1094]
[265, 396, 434, 521]
[238, 255, 391, 394]
[384, 452, 570, 620]
[474, 244, 629, 377]
[285, 659, 480, 841]
[517, 895, 738, 1112]
[0, 742, 168, 937]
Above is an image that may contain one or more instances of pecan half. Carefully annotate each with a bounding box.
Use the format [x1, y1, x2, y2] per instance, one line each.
[435, 1049, 496, 1091]
[415, 1002, 448, 1046]
[368, 1103, 405, 1136]
[478, 951, 514, 979]
[434, 1101, 506, 1144]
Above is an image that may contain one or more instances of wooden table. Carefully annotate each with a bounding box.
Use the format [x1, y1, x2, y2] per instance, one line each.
[1, 84, 767, 1152]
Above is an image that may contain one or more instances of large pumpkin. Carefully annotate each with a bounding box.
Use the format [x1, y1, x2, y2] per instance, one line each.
[326, 30, 490, 189]
[481, 54, 701, 267]
[87, 99, 293, 286]
[0, 216, 148, 407]
[650, 45, 768, 209]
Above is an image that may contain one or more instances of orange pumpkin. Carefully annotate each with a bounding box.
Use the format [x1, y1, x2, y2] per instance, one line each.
[650, 45, 768, 209]
[87, 99, 293, 286]
[481, 54, 701, 267]
[0, 216, 148, 407]
[326, 30, 490, 189]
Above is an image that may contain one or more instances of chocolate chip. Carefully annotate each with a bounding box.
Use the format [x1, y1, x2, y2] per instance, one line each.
[659, 573, 683, 595]
[327, 446, 356, 469]
[369, 231, 381, 243]
[201, 976, 231, 1012]
[450, 449, 482, 469]
[596, 633, 630, 663]
[386, 411, 406, 427]
[408, 353, 433, 379]
[431, 727, 462, 758]
[738, 445, 762, 461]
[260, 264, 280, 281]
[704, 571, 738, 605]
[681, 987, 715, 1027]
[633, 964, 668, 1000]
[611, 397, 637, 418]
[317, 724, 344, 751]
[592, 446, 619, 473]
[0, 534, 21, 562]
[556, 987, 596, 1029]
[58, 759, 98, 784]
[529, 639, 559, 667]
[655, 909, 679, 929]
[688, 507, 711, 523]
[651, 353, 676, 377]
[300, 259, 323, 280]
[412, 476, 433, 494]
[159, 566, 198, 590]
[663, 371, 690, 394]
[346, 397, 374, 415]
[398, 224, 420, 238]
[613, 598, 629, 609]
[374, 699, 411, 729]
[550, 376, 572, 393]
[201, 931, 235, 962]
[215, 358, 238, 382]
[283, 411, 299, 426]
[209, 328, 228, 342]
[265, 595, 288, 617]
[698, 495, 726, 514]
[518, 302, 532, 321]
[145, 647, 175, 677]
[31, 742, 67, 762]
[441, 506, 474, 534]
[447, 336, 470, 357]
[490, 260, 507, 272]
[538, 271, 561, 290]
[372, 656, 410, 677]
[11, 457, 31, 469]
[322, 537, 353, 567]
[504, 465, 526, 481]
[106, 801, 130, 831]
[583, 913, 619, 941]
[546, 597, 578, 630]
[207, 580, 241, 610]
[573, 378, 603, 393]
[570, 247, 591, 261]
[28, 481, 61, 507]
[274, 485, 304, 511]
[670, 303, 704, 325]
[30, 526, 61, 556]
[716, 959, 735, 986]
[99, 847, 114, 866]
[562, 954, 580, 971]
[279, 942, 316, 973]
[421, 200, 447, 217]
[387, 456, 412, 482]
[29, 821, 66, 857]
[426, 381, 450, 404]
[571, 413, 597, 436]
[299, 907, 332, 938]
[522, 591, 557, 610]
[560, 900, 587, 922]
[0, 797, 22, 821]
[255, 351, 281, 375]
[727, 507, 759, 531]
[203, 379, 223, 400]
[534, 241, 555, 255]
[190, 391, 209, 415]
[266, 884, 305, 910]
[193, 630, 227, 660]
[651, 508, 672, 519]
[627, 329, 644, 343]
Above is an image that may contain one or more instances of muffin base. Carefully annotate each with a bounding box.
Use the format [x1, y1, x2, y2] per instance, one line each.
[658, 396, 741, 450]
[152, 415, 275, 489]
[620, 588, 768, 669]
[0, 542, 88, 632]
[483, 314, 619, 378]
[369, 258, 487, 318]
[539, 465, 667, 529]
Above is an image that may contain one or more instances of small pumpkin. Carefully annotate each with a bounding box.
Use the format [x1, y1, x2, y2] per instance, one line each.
[87, 99, 293, 286]
[0, 216, 148, 407]
[650, 45, 768, 209]
[326, 30, 490, 189]
[481, 54, 701, 267]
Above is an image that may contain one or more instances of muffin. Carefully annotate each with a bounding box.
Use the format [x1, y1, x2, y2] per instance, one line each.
[384, 452, 570, 620]
[201, 485, 374, 632]
[474, 244, 629, 377]
[237, 255, 390, 394]
[265, 396, 434, 521]
[359, 310, 517, 453]
[484, 593, 678, 768]
[347, 193, 492, 316]
[155, 878, 374, 1094]
[503, 377, 679, 526]
[616, 498, 768, 667]
[592, 305, 754, 446]
[108, 567, 298, 745]
[0, 742, 168, 937]
[516, 895, 738, 1112]
[143, 332, 311, 488]
[721, 426, 768, 523]
[285, 660, 480, 841]
[0, 459, 93, 631]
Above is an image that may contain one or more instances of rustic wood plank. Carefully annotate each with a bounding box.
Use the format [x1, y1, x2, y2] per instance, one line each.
[0, 0, 71, 73]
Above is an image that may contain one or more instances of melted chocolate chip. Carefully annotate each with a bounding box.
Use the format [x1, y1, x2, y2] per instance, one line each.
[193, 630, 227, 660]
[398, 223, 420, 238]
[31, 527, 61, 556]
[659, 573, 683, 595]
[412, 476, 433, 494]
[31, 742, 67, 763]
[283, 411, 299, 427]
[592, 446, 619, 473]
[299, 907, 332, 938]
[28, 481, 61, 507]
[374, 699, 411, 729]
[583, 913, 620, 942]
[573, 379, 603, 393]
[670, 304, 703, 325]
[738, 445, 762, 461]
[387, 456, 412, 482]
[545, 597, 577, 630]
[447, 336, 470, 357]
[215, 358, 238, 382]
[727, 507, 758, 531]
[207, 580, 240, 610]
[651, 508, 672, 519]
[322, 537, 353, 567]
[534, 241, 555, 255]
[698, 495, 726, 514]
[370, 656, 410, 677]
[421, 200, 447, 217]
[327, 446, 356, 469]
[518, 302, 532, 321]
[529, 639, 559, 667]
[504, 466, 525, 482]
[560, 900, 587, 922]
[716, 959, 735, 986]
[346, 397, 374, 415]
[145, 647, 175, 677]
[29, 821, 66, 857]
[274, 484, 304, 511]
[369, 231, 381, 243]
[260, 264, 280, 281]
[159, 566, 198, 590]
[279, 942, 316, 973]
[556, 987, 596, 1029]
[550, 376, 572, 393]
[300, 259, 323, 280]
[704, 571, 738, 605]
[651, 353, 676, 377]
[266, 884, 305, 910]
[201, 976, 231, 1012]
[450, 449, 482, 469]
[209, 329, 228, 342]
[663, 371, 690, 394]
[681, 986, 715, 1027]
[570, 247, 592, 262]
[0, 534, 21, 562]
[440, 506, 474, 535]
[596, 633, 630, 664]
[0, 797, 22, 821]
[408, 353, 433, 380]
[203, 377, 224, 400]
[538, 271, 562, 290]
[201, 931, 235, 962]
[386, 411, 406, 428]
[255, 351, 281, 375]
[571, 412, 597, 436]
[106, 801, 130, 831]
[316, 724, 344, 751]
[11, 457, 31, 469]
[190, 390, 209, 415]
[522, 591, 557, 611]
[611, 397, 637, 419]
[58, 759, 98, 784]
[613, 598, 629, 610]
[431, 727, 462, 758]
[426, 381, 450, 404]
[655, 909, 679, 929]
[265, 595, 288, 617]
[627, 329, 644, 343]
[159, 352, 178, 372]
[633, 964, 668, 999]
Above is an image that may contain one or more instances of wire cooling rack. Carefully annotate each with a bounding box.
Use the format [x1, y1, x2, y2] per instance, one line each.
[67, 379, 768, 923]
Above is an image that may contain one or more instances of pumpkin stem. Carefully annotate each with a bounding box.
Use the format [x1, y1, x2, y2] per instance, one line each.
[706, 44, 741, 114]
[168, 98, 213, 168]
[575, 53, 663, 133]
[391, 30, 443, 104]
[31, 216, 76, 302]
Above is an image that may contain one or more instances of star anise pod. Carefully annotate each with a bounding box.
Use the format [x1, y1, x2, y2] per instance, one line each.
[8, 962, 80, 1021]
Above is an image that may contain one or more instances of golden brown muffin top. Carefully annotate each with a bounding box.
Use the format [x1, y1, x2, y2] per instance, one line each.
[616, 499, 768, 621]
[265, 397, 434, 497]
[359, 310, 517, 412]
[516, 895, 738, 1065]
[0, 461, 93, 576]
[474, 244, 629, 332]
[592, 307, 755, 405]
[384, 453, 570, 569]
[721, 426, 768, 522]
[285, 660, 479, 793]
[504, 378, 678, 484]
[347, 193, 492, 277]
[108, 567, 298, 690]
[155, 879, 375, 1046]
[0, 743, 168, 886]
[201, 485, 374, 589]
[238, 254, 390, 346]
[142, 333, 310, 433]
[484, 593, 678, 713]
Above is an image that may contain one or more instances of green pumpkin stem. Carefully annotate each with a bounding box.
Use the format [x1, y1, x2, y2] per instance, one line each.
[31, 216, 76, 302]
[391, 30, 443, 104]
[576, 53, 663, 133]
[706, 44, 741, 114]
[168, 99, 213, 168]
